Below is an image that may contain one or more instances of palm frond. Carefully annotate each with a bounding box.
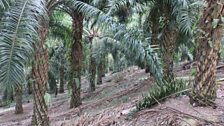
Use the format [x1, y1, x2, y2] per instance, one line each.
[114, 28, 163, 83]
[105, 0, 128, 15]
[131, 2, 146, 14]
[64, 0, 102, 17]
[49, 20, 72, 40]
[0, 0, 14, 9]
[0, 0, 47, 90]
[0, 0, 14, 20]
[176, 9, 191, 35]
[137, 79, 191, 110]
[158, 0, 192, 35]
[190, 0, 207, 8]
[64, 0, 126, 27]
[92, 29, 163, 83]
[174, 0, 194, 35]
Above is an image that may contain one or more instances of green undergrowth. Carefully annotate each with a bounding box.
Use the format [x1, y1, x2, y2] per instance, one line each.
[136, 79, 192, 111]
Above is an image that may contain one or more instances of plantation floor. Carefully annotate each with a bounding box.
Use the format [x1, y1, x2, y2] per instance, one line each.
[1, 64, 224, 126]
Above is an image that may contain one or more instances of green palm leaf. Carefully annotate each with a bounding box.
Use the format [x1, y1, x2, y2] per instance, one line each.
[106, 0, 127, 15]
[114, 28, 163, 83]
[0, 0, 14, 9]
[63, 0, 114, 24]
[0, 0, 47, 90]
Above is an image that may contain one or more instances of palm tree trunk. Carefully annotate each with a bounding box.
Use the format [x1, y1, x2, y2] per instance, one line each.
[31, 19, 50, 126]
[27, 78, 32, 95]
[70, 12, 83, 108]
[31, 44, 49, 126]
[15, 86, 23, 114]
[59, 67, 64, 93]
[160, 4, 178, 80]
[102, 57, 106, 77]
[162, 27, 177, 79]
[97, 60, 104, 85]
[89, 53, 96, 91]
[97, 56, 106, 84]
[190, 0, 224, 107]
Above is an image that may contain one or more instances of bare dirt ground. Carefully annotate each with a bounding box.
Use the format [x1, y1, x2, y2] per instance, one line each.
[0, 65, 224, 126]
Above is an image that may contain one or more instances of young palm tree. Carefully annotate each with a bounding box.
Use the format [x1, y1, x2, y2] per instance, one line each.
[190, 0, 224, 107]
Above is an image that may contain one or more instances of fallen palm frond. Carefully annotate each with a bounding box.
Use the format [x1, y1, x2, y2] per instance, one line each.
[137, 79, 191, 111]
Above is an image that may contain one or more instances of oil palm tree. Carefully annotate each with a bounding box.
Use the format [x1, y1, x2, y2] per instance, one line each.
[0, 0, 48, 119]
[190, 0, 224, 107]
[84, 24, 103, 90]
[142, 0, 193, 79]
[30, 0, 62, 124]
[62, 0, 111, 107]
[0, 0, 63, 125]
[69, 11, 84, 108]
[61, 0, 88, 108]
[88, 28, 100, 91]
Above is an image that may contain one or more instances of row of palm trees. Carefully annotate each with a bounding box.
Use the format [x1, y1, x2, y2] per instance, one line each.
[0, 0, 223, 125]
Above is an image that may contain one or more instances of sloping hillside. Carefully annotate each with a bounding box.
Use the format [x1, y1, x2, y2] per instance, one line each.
[1, 66, 224, 126]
